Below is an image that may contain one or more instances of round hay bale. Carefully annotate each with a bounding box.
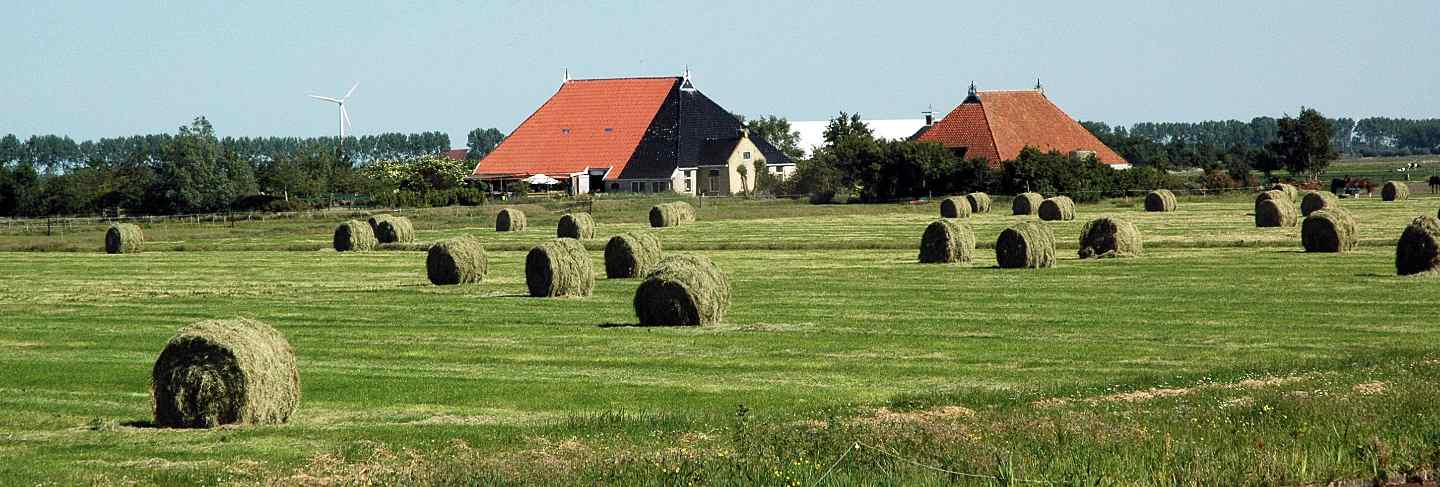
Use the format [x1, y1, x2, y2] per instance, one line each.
[1300, 191, 1340, 216]
[1271, 183, 1299, 201]
[1012, 192, 1044, 215]
[1255, 190, 1288, 213]
[496, 208, 527, 232]
[605, 231, 663, 279]
[1078, 216, 1142, 259]
[1301, 208, 1358, 253]
[1038, 196, 1076, 221]
[965, 192, 992, 214]
[333, 220, 377, 251]
[151, 318, 299, 428]
[374, 216, 415, 243]
[633, 254, 731, 326]
[1382, 181, 1409, 201]
[649, 202, 696, 228]
[1254, 199, 1298, 227]
[557, 213, 595, 239]
[939, 197, 971, 219]
[525, 238, 594, 297]
[1144, 189, 1177, 212]
[1396, 216, 1440, 276]
[366, 214, 393, 234]
[105, 223, 144, 254]
[918, 219, 976, 264]
[426, 236, 488, 285]
[995, 221, 1056, 269]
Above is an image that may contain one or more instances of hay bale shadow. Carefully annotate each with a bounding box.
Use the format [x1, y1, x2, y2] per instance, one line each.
[597, 322, 691, 328]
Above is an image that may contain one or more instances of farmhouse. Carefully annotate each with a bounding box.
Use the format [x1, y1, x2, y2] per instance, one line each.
[472, 72, 793, 195]
[915, 83, 1129, 168]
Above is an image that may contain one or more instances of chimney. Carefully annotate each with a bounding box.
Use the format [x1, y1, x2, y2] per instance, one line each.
[923, 106, 934, 126]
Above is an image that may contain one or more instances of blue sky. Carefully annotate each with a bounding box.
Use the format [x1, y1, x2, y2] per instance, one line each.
[2, 0, 1435, 146]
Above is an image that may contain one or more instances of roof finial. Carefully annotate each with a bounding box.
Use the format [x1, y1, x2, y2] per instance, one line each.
[563, 68, 569, 83]
[968, 81, 977, 97]
[1035, 78, 1044, 95]
[680, 65, 696, 91]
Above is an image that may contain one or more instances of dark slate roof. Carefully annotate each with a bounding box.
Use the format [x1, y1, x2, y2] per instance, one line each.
[909, 124, 933, 141]
[750, 135, 793, 165]
[696, 138, 741, 166]
[619, 82, 794, 179]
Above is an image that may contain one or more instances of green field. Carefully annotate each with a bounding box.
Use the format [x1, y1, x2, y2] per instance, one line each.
[3, 195, 1440, 485]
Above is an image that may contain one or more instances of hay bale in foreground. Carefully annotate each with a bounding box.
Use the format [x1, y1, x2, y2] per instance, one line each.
[1271, 183, 1299, 201]
[605, 231, 663, 278]
[1078, 216, 1142, 259]
[1382, 181, 1409, 201]
[1012, 192, 1044, 215]
[649, 202, 696, 228]
[634, 254, 730, 326]
[333, 220, 377, 251]
[426, 236, 488, 285]
[105, 223, 144, 254]
[1144, 189, 1177, 212]
[1038, 196, 1076, 221]
[1255, 199, 1298, 227]
[1396, 216, 1440, 276]
[918, 219, 976, 264]
[1301, 208, 1358, 253]
[525, 238, 594, 297]
[496, 208, 527, 232]
[374, 216, 415, 244]
[939, 197, 971, 219]
[966, 192, 992, 214]
[995, 221, 1056, 269]
[151, 318, 299, 428]
[557, 213, 595, 239]
[1300, 191, 1340, 216]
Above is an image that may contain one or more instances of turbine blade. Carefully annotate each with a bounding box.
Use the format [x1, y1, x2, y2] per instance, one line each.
[309, 95, 341, 103]
[341, 106, 352, 129]
[344, 82, 358, 99]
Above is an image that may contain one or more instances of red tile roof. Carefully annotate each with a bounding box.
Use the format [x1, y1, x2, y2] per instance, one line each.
[917, 90, 1127, 166]
[473, 77, 678, 179]
[445, 148, 469, 161]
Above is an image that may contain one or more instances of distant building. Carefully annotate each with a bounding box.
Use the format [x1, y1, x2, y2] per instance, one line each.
[471, 72, 793, 195]
[444, 148, 469, 161]
[915, 83, 1129, 168]
[790, 118, 932, 158]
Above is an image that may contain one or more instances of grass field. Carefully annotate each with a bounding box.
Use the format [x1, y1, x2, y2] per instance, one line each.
[3, 194, 1440, 485]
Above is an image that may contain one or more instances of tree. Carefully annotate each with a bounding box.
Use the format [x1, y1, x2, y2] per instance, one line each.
[466, 128, 506, 160]
[744, 115, 803, 160]
[1268, 107, 1338, 181]
[736, 164, 750, 197]
[0, 134, 21, 167]
[150, 117, 243, 213]
[822, 112, 873, 148]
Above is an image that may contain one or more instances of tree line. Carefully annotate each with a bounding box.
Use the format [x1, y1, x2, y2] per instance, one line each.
[0, 119, 509, 218]
[1082, 115, 1440, 171]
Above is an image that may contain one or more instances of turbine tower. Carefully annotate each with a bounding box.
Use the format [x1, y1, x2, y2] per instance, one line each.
[309, 82, 358, 157]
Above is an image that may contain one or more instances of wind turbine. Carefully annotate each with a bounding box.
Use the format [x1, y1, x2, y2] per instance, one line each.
[309, 82, 358, 157]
